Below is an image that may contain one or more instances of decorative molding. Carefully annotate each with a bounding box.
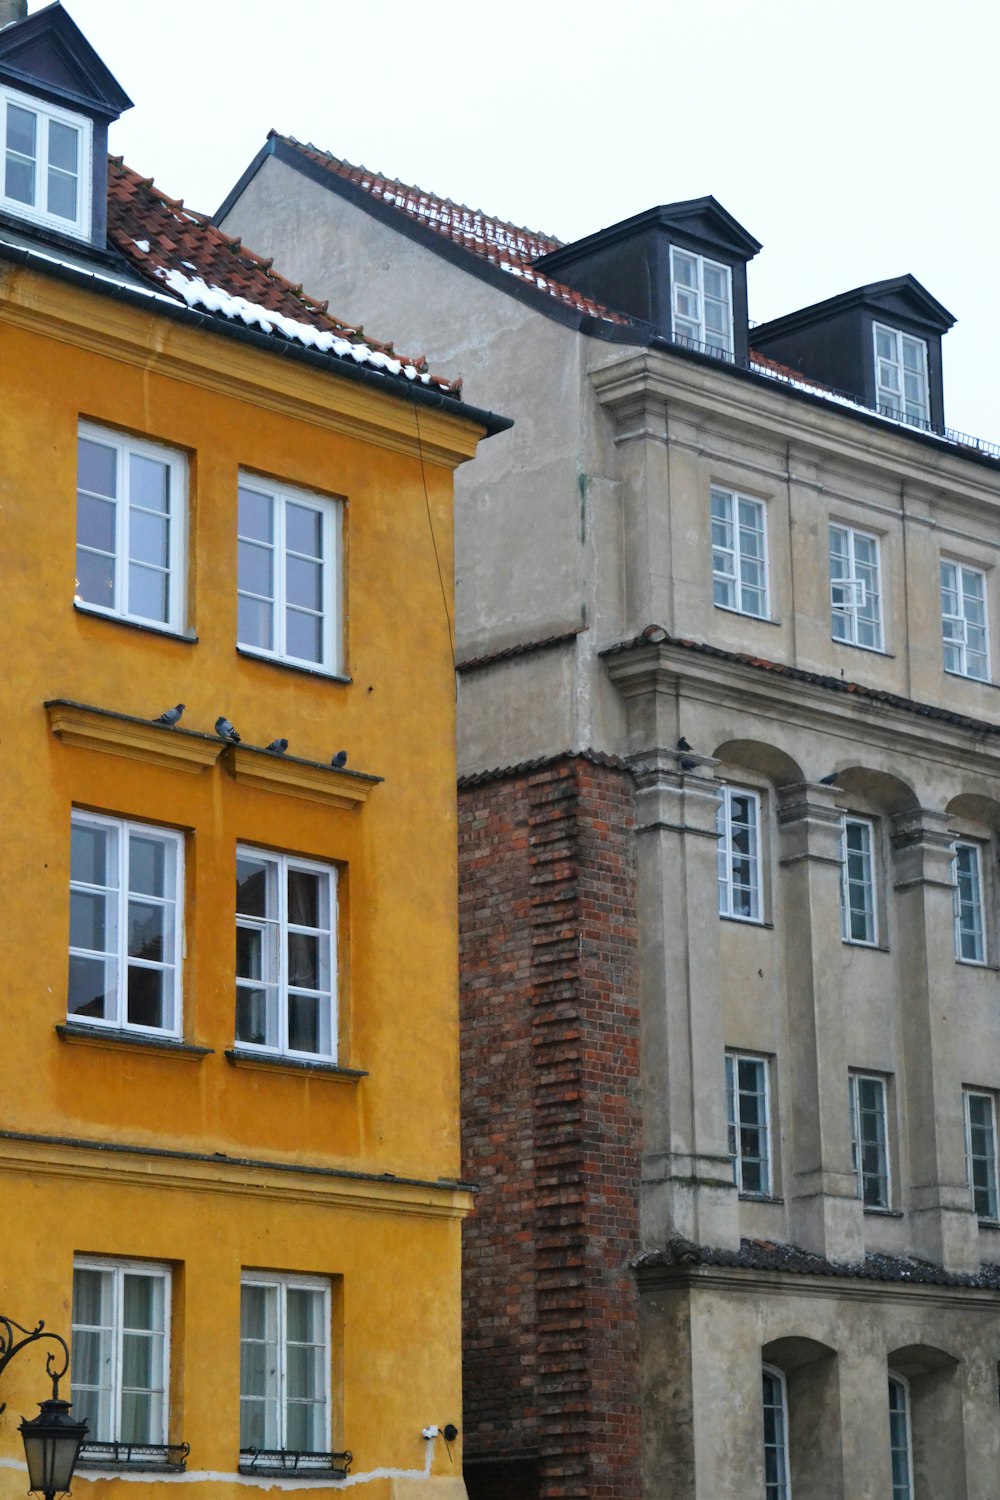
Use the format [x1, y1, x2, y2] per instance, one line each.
[45, 700, 223, 773]
[224, 745, 380, 808]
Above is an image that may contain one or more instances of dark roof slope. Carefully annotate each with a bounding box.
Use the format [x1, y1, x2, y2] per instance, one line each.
[635, 1235, 1000, 1290]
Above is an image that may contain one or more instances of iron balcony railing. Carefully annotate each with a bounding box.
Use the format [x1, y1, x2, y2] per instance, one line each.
[239, 1447, 353, 1479]
[78, 1440, 189, 1470]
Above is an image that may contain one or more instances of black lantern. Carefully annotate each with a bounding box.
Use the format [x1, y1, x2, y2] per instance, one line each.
[19, 1398, 88, 1500]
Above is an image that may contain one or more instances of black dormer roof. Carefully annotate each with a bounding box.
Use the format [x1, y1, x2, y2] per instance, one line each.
[753, 274, 956, 433]
[0, 1, 132, 118]
[531, 196, 761, 356]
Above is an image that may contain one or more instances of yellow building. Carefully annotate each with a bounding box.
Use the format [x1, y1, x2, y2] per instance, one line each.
[0, 6, 507, 1498]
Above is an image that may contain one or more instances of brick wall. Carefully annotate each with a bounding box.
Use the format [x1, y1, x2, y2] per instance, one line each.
[459, 755, 642, 1500]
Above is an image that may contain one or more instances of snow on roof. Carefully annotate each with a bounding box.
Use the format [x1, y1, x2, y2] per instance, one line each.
[103, 157, 455, 392]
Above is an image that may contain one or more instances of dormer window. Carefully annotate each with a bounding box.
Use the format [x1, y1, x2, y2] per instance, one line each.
[873, 323, 929, 426]
[1, 83, 91, 237]
[670, 246, 733, 357]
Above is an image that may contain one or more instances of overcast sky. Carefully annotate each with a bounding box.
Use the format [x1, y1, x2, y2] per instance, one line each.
[52, 0, 1000, 442]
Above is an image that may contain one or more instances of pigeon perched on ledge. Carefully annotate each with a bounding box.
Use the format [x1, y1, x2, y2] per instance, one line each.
[266, 738, 288, 754]
[154, 703, 185, 726]
[215, 715, 241, 744]
[331, 750, 348, 769]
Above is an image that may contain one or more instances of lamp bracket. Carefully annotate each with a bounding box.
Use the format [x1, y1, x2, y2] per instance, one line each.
[0, 1316, 71, 1415]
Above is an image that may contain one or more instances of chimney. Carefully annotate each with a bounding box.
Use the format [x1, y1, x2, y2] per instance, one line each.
[0, 0, 27, 26]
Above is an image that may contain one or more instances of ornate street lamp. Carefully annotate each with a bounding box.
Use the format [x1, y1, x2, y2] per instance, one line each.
[0, 1315, 88, 1500]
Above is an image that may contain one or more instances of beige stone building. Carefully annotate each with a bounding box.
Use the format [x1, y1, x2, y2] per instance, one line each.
[219, 148, 1000, 1498]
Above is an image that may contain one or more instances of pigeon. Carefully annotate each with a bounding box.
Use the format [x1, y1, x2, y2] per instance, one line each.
[265, 738, 288, 755]
[677, 736, 693, 752]
[215, 715, 241, 744]
[679, 755, 698, 773]
[154, 703, 185, 727]
[331, 750, 348, 769]
[819, 772, 839, 785]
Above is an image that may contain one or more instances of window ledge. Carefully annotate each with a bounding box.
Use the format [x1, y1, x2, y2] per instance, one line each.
[225, 1048, 367, 1081]
[237, 645, 352, 685]
[739, 1192, 784, 1204]
[45, 700, 223, 774]
[863, 1206, 903, 1218]
[73, 601, 197, 644]
[842, 940, 889, 953]
[239, 1450, 351, 1480]
[713, 604, 781, 628]
[720, 914, 774, 930]
[831, 638, 895, 659]
[944, 668, 995, 688]
[976, 1218, 1000, 1231]
[57, 1023, 212, 1060]
[225, 744, 381, 809]
[77, 1442, 189, 1471]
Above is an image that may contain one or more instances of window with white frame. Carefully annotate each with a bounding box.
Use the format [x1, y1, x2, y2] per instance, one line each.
[76, 424, 187, 632]
[68, 813, 183, 1035]
[711, 487, 769, 618]
[670, 246, 733, 357]
[849, 1072, 890, 1209]
[940, 560, 989, 682]
[240, 1273, 331, 1456]
[829, 523, 883, 651]
[874, 323, 929, 427]
[888, 1375, 914, 1500]
[237, 476, 342, 673]
[725, 1052, 772, 1196]
[964, 1088, 999, 1221]
[236, 848, 337, 1060]
[840, 816, 877, 946]
[717, 786, 762, 922]
[71, 1259, 171, 1449]
[953, 841, 986, 964]
[762, 1364, 791, 1500]
[1, 84, 91, 238]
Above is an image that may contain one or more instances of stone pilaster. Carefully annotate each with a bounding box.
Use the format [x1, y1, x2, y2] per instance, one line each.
[777, 781, 864, 1261]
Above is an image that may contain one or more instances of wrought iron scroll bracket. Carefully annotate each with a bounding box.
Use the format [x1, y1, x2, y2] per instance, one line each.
[0, 1316, 71, 1416]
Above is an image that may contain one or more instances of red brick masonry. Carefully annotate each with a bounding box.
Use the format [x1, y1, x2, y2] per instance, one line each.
[459, 756, 641, 1500]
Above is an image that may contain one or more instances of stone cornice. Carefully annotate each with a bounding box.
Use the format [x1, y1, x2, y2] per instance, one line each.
[225, 744, 380, 809]
[634, 1261, 1000, 1313]
[45, 699, 223, 773]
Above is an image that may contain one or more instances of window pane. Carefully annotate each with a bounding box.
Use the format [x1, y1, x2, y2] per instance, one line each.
[239, 486, 274, 543]
[129, 835, 167, 898]
[70, 889, 108, 953]
[238, 594, 273, 651]
[288, 992, 321, 1054]
[47, 163, 77, 221]
[236, 986, 276, 1047]
[288, 869, 322, 929]
[237, 857, 272, 917]
[75, 548, 116, 609]
[77, 494, 116, 554]
[5, 102, 35, 205]
[68, 954, 115, 1020]
[130, 509, 169, 569]
[239, 539, 274, 598]
[286, 607, 323, 663]
[128, 900, 165, 962]
[78, 438, 117, 497]
[127, 964, 165, 1029]
[237, 927, 264, 982]
[288, 932, 321, 991]
[286, 503, 323, 558]
[71, 822, 112, 887]
[286, 555, 323, 612]
[47, 117, 77, 172]
[129, 453, 169, 513]
[127, 562, 168, 623]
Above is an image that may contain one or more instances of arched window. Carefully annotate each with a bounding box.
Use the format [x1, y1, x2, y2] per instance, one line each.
[762, 1363, 791, 1499]
[888, 1375, 913, 1500]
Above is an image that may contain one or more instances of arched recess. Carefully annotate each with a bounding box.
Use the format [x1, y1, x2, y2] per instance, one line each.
[946, 791, 1000, 831]
[714, 738, 804, 789]
[761, 1336, 842, 1500]
[887, 1343, 966, 1500]
[827, 765, 919, 815]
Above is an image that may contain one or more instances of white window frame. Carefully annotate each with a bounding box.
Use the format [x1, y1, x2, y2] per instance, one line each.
[940, 560, 990, 682]
[669, 245, 734, 357]
[717, 786, 763, 923]
[849, 1071, 891, 1209]
[68, 811, 184, 1037]
[963, 1088, 1000, 1222]
[840, 816, 877, 946]
[725, 1052, 772, 1197]
[888, 1374, 914, 1500]
[237, 473, 343, 675]
[1, 82, 92, 238]
[71, 1257, 171, 1450]
[829, 523, 884, 651]
[235, 846, 339, 1062]
[76, 422, 188, 634]
[873, 322, 930, 427]
[240, 1271, 331, 1458]
[953, 841, 986, 965]
[711, 486, 769, 619]
[762, 1363, 791, 1500]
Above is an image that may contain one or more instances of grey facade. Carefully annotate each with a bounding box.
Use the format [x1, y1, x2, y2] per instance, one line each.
[219, 146, 1000, 1497]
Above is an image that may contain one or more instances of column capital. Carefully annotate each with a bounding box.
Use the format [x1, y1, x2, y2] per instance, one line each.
[891, 806, 955, 891]
[777, 781, 845, 866]
[630, 748, 721, 837]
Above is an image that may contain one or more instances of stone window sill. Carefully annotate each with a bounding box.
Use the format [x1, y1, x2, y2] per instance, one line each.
[57, 1023, 212, 1060]
[224, 1048, 367, 1082]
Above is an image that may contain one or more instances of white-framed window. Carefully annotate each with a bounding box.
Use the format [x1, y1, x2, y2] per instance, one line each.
[76, 423, 188, 633]
[762, 1364, 791, 1500]
[670, 245, 733, 357]
[829, 523, 883, 651]
[71, 1258, 171, 1448]
[874, 323, 929, 427]
[849, 1072, 890, 1209]
[237, 475, 342, 674]
[240, 1272, 331, 1456]
[940, 560, 989, 682]
[964, 1088, 999, 1221]
[953, 841, 986, 964]
[840, 816, 877, 946]
[711, 486, 769, 619]
[68, 812, 184, 1036]
[717, 786, 762, 923]
[888, 1374, 914, 1500]
[725, 1052, 772, 1196]
[236, 847, 338, 1061]
[1, 83, 92, 238]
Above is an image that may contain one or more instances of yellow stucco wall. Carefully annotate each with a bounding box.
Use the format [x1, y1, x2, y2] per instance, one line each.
[0, 262, 482, 1498]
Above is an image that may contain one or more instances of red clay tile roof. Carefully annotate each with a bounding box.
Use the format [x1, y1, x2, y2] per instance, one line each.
[103, 156, 458, 393]
[272, 133, 631, 327]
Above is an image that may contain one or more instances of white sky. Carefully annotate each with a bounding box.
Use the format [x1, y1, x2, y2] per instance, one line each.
[48, 0, 1000, 442]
